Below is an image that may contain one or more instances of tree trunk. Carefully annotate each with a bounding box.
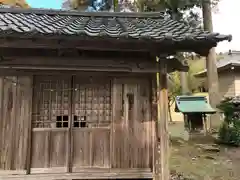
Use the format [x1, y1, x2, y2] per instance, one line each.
[168, 100, 173, 122]
[172, 12, 189, 95]
[114, 0, 120, 12]
[202, 0, 221, 130]
[180, 63, 189, 95]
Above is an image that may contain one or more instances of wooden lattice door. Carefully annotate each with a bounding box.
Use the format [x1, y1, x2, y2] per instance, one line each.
[71, 76, 112, 170]
[31, 75, 112, 171]
[31, 75, 72, 171]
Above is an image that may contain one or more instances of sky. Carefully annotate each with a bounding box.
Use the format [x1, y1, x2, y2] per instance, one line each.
[26, 0, 239, 53]
[212, 0, 239, 53]
[26, 0, 63, 9]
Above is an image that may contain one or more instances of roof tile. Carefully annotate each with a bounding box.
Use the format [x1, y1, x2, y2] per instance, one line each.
[0, 8, 232, 44]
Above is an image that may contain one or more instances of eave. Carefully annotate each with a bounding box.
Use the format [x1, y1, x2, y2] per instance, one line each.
[0, 36, 225, 56]
[0, 8, 232, 56]
[194, 63, 240, 77]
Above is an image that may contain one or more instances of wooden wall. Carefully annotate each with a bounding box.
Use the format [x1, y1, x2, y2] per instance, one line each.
[0, 76, 32, 172]
[112, 78, 153, 168]
[0, 74, 154, 174]
[219, 71, 236, 97]
[234, 71, 240, 96]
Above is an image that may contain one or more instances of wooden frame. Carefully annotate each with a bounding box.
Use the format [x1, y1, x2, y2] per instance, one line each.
[1, 168, 153, 179]
[158, 60, 169, 180]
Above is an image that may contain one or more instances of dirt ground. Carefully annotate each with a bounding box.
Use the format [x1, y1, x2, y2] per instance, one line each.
[169, 122, 240, 180]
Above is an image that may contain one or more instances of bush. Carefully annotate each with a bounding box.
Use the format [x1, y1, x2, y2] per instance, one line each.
[217, 97, 240, 146]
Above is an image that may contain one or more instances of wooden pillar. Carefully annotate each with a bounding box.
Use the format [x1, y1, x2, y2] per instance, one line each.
[155, 60, 169, 180]
[0, 76, 3, 164]
[67, 76, 74, 173]
[25, 76, 34, 174]
[202, 113, 207, 136]
[0, 76, 3, 120]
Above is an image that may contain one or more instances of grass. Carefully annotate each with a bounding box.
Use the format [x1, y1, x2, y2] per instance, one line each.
[169, 122, 240, 180]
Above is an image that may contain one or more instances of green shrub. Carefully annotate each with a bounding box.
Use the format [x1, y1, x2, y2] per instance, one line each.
[217, 97, 240, 146]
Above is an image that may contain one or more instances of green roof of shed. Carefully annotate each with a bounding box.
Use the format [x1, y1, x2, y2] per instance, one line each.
[175, 96, 216, 114]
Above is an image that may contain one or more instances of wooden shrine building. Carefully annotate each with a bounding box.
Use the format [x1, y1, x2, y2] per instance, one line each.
[0, 8, 231, 180]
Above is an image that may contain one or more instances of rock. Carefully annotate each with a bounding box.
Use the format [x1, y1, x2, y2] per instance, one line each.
[205, 155, 216, 160]
[182, 130, 190, 141]
[170, 170, 194, 180]
[191, 157, 197, 161]
[196, 144, 220, 152]
[170, 173, 194, 180]
[176, 139, 185, 144]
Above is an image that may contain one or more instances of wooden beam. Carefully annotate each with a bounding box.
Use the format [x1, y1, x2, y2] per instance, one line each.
[110, 79, 114, 169]
[0, 56, 151, 64]
[0, 70, 153, 78]
[156, 60, 169, 180]
[0, 168, 152, 180]
[66, 76, 74, 173]
[0, 76, 3, 163]
[0, 38, 153, 52]
[26, 76, 34, 174]
[0, 65, 164, 73]
[151, 75, 157, 176]
[10, 77, 17, 170]
[0, 38, 213, 56]
[0, 56, 187, 73]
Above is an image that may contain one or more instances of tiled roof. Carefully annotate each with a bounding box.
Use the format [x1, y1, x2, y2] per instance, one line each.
[195, 51, 240, 76]
[217, 52, 240, 68]
[0, 8, 232, 44]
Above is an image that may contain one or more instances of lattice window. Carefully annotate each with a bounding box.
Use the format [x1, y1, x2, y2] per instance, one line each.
[32, 76, 112, 128]
[73, 77, 112, 128]
[32, 76, 71, 128]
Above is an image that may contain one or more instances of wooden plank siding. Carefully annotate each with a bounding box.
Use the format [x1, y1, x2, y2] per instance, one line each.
[219, 71, 236, 97]
[234, 71, 240, 96]
[0, 73, 155, 178]
[0, 76, 32, 173]
[112, 78, 153, 169]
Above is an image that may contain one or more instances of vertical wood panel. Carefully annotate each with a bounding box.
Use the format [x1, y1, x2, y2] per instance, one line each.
[72, 130, 91, 167]
[123, 83, 130, 168]
[31, 130, 68, 170]
[14, 77, 33, 170]
[138, 79, 151, 168]
[111, 77, 152, 169]
[0, 77, 17, 170]
[111, 78, 123, 168]
[50, 131, 68, 167]
[0, 76, 32, 172]
[133, 82, 140, 167]
[92, 129, 110, 167]
[0, 76, 4, 169]
[31, 131, 50, 168]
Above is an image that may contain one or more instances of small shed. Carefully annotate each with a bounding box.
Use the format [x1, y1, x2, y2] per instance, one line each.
[175, 96, 216, 132]
[0, 7, 231, 180]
